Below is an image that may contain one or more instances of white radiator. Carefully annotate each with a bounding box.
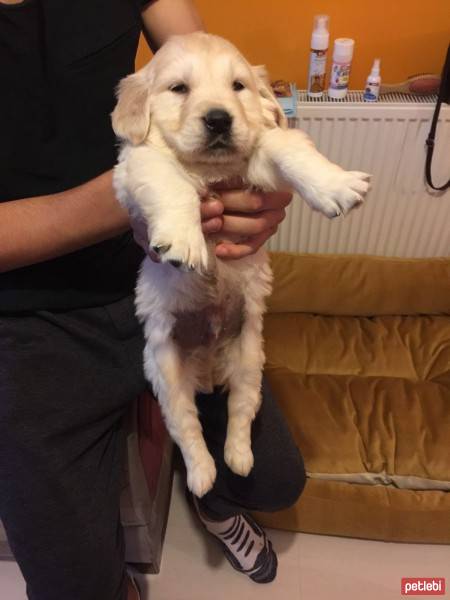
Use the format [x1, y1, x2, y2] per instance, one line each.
[268, 91, 450, 257]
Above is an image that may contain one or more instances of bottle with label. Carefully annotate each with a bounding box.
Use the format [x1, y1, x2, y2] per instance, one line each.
[363, 58, 381, 102]
[307, 15, 330, 98]
[328, 38, 355, 100]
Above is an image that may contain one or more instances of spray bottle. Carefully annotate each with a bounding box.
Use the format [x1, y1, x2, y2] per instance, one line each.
[363, 58, 381, 102]
[328, 38, 355, 99]
[307, 15, 330, 98]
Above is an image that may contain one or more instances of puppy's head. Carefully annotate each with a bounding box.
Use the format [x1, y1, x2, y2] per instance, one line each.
[112, 32, 286, 165]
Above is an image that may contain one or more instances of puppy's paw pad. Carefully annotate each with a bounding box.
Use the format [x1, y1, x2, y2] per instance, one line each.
[187, 455, 217, 498]
[224, 444, 254, 477]
[151, 244, 171, 255]
[317, 201, 341, 219]
[337, 192, 364, 215]
[151, 228, 209, 273]
[168, 259, 183, 268]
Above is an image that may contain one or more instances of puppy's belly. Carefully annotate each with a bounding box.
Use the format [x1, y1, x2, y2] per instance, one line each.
[172, 297, 244, 392]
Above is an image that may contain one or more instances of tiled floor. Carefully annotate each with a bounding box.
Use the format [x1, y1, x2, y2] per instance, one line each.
[2, 470, 449, 599]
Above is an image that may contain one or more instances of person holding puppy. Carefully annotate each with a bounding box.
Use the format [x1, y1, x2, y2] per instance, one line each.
[0, 1, 306, 598]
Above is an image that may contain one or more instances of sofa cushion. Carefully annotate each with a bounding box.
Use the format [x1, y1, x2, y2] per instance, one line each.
[254, 479, 450, 544]
[256, 253, 450, 543]
[264, 312, 450, 489]
[267, 253, 450, 316]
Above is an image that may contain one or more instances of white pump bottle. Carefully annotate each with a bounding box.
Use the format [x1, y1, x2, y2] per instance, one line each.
[363, 59, 381, 102]
[307, 15, 330, 98]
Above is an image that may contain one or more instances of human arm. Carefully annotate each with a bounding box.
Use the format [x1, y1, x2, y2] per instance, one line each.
[0, 166, 286, 273]
[0, 171, 130, 273]
[0, 1, 205, 274]
[141, 0, 204, 49]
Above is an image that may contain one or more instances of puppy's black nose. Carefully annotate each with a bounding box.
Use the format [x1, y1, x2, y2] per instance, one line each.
[203, 109, 233, 134]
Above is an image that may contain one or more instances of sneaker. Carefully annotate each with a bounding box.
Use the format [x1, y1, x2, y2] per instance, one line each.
[191, 494, 278, 583]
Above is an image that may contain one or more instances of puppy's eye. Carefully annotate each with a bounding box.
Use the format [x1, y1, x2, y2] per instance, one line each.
[169, 83, 189, 94]
[232, 80, 245, 92]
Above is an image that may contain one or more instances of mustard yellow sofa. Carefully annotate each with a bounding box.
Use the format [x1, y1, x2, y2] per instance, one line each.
[256, 253, 450, 544]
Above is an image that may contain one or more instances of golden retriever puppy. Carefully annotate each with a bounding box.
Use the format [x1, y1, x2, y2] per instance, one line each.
[112, 32, 370, 497]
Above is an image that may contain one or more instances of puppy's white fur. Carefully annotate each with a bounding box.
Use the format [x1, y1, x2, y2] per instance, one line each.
[112, 33, 370, 497]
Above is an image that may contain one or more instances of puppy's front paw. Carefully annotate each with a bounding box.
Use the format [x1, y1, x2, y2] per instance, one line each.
[224, 441, 254, 477]
[151, 224, 209, 273]
[187, 453, 217, 498]
[334, 170, 371, 215]
[319, 170, 371, 218]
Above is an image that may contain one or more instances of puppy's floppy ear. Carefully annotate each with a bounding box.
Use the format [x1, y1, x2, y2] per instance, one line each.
[111, 65, 153, 145]
[252, 65, 288, 129]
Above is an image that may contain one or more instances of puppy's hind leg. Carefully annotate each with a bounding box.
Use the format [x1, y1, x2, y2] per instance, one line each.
[224, 315, 265, 477]
[143, 326, 216, 497]
[223, 264, 271, 477]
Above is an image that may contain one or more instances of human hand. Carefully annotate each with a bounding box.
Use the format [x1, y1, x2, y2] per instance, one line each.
[201, 181, 292, 259]
[130, 183, 292, 262]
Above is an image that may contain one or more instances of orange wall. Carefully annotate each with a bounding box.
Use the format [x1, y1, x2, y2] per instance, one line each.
[136, 0, 450, 88]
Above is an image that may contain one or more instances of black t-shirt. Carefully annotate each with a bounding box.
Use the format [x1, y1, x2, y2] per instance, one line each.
[0, 0, 149, 312]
